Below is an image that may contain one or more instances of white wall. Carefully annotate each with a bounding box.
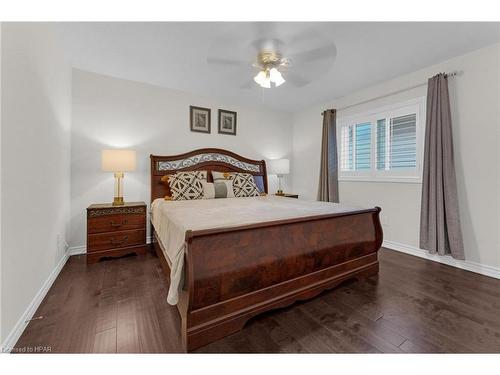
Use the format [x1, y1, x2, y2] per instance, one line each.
[292, 43, 500, 269]
[70, 69, 293, 248]
[1, 24, 72, 346]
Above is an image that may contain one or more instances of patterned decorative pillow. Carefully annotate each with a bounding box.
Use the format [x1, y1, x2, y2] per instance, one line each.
[188, 170, 207, 181]
[161, 171, 207, 199]
[232, 173, 260, 197]
[162, 170, 207, 182]
[167, 171, 206, 200]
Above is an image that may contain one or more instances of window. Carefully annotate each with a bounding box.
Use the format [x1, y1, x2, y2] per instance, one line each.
[338, 98, 425, 182]
[340, 122, 372, 171]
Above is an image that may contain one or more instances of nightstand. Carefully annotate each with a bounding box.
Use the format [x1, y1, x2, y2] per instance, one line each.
[86, 201, 147, 264]
[274, 193, 299, 199]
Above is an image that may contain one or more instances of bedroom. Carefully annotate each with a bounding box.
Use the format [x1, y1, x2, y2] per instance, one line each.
[1, 0, 500, 372]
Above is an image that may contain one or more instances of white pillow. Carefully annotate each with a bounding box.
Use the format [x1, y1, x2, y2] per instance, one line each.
[201, 181, 215, 199]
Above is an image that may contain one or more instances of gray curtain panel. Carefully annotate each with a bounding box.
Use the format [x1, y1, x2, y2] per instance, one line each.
[420, 73, 465, 260]
[317, 109, 339, 203]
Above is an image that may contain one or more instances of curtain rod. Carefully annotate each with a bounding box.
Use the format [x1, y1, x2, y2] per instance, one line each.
[322, 71, 459, 115]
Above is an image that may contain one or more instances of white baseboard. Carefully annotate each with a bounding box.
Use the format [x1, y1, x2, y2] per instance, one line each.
[1, 250, 70, 353]
[383, 240, 500, 280]
[2, 235, 152, 352]
[67, 245, 86, 256]
[3, 238, 497, 352]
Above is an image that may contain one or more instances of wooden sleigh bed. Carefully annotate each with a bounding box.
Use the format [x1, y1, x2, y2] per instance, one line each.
[150, 148, 383, 352]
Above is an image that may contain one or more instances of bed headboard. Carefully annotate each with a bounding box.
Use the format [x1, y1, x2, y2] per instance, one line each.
[150, 148, 268, 202]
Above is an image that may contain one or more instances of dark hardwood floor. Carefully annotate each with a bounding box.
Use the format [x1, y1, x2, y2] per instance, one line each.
[14, 248, 500, 353]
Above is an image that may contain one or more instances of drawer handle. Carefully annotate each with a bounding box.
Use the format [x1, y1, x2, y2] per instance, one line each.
[110, 220, 128, 228]
[110, 236, 128, 245]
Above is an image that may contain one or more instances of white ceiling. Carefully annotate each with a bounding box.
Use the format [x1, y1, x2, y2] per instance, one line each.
[59, 22, 500, 112]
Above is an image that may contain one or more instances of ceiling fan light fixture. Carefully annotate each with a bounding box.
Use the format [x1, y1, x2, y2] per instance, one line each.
[253, 70, 266, 85]
[261, 76, 271, 88]
[269, 68, 285, 87]
[254, 68, 285, 88]
[254, 70, 271, 88]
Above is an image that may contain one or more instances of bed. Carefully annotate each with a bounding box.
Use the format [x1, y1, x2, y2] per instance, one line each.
[150, 148, 383, 352]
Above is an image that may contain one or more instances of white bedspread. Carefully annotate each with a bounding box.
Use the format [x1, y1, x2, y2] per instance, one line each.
[151, 195, 363, 305]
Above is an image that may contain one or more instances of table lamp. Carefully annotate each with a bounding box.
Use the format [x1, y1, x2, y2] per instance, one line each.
[268, 159, 289, 196]
[101, 149, 136, 206]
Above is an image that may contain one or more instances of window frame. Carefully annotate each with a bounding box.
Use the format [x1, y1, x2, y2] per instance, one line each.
[337, 97, 426, 184]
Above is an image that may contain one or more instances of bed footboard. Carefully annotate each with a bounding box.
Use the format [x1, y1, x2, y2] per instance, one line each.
[165, 207, 383, 351]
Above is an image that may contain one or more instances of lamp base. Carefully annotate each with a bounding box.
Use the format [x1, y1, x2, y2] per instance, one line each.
[112, 197, 124, 206]
[275, 190, 284, 196]
[112, 172, 125, 206]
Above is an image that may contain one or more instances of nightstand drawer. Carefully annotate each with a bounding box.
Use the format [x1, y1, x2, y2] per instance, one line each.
[87, 229, 146, 252]
[88, 213, 145, 234]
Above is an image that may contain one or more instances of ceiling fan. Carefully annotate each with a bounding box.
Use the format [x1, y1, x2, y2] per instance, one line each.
[251, 50, 289, 88]
[206, 24, 337, 89]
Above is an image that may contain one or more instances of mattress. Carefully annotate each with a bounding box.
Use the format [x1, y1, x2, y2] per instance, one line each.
[151, 195, 363, 305]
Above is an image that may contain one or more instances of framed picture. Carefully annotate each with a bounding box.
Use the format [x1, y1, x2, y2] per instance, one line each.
[218, 109, 237, 136]
[190, 106, 211, 133]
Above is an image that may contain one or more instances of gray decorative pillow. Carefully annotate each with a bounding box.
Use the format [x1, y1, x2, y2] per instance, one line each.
[232, 173, 260, 197]
[168, 171, 205, 200]
[214, 180, 235, 198]
[201, 180, 235, 199]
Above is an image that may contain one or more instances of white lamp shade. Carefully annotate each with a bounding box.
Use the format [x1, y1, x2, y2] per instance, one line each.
[101, 150, 137, 172]
[269, 68, 285, 87]
[268, 159, 290, 175]
[254, 70, 271, 88]
[254, 71, 266, 85]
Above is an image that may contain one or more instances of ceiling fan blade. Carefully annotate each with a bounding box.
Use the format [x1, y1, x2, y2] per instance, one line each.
[285, 73, 310, 88]
[206, 57, 249, 66]
[288, 44, 337, 65]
